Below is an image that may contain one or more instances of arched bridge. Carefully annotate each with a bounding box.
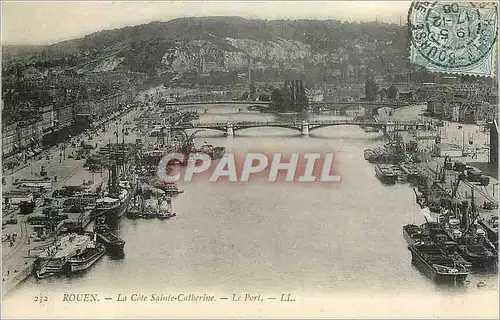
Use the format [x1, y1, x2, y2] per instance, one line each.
[162, 101, 271, 107]
[170, 119, 429, 137]
[310, 101, 407, 113]
[157, 100, 406, 114]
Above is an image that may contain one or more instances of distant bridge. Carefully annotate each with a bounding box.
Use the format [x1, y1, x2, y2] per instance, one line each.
[310, 101, 407, 113]
[159, 100, 407, 113]
[169, 119, 429, 137]
[162, 101, 271, 107]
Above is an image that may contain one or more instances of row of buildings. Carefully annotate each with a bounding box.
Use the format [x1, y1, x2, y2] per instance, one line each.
[420, 81, 498, 124]
[1, 89, 135, 160]
[2, 68, 138, 161]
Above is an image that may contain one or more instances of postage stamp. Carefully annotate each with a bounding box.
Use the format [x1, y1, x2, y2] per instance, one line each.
[408, 1, 498, 77]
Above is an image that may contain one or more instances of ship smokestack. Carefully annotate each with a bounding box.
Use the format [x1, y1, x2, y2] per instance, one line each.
[460, 200, 469, 230]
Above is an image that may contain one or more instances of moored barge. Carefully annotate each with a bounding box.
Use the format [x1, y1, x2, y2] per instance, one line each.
[94, 218, 125, 252]
[408, 242, 469, 283]
[374, 164, 398, 184]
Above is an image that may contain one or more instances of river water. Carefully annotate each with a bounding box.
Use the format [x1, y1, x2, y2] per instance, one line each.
[4, 104, 498, 317]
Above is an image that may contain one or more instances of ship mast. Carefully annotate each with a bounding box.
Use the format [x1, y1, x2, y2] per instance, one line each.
[121, 123, 125, 176]
[107, 137, 112, 193]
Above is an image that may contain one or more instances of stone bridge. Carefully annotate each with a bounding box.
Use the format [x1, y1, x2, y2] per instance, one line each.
[310, 101, 407, 113]
[160, 100, 407, 114]
[162, 101, 271, 107]
[169, 119, 428, 137]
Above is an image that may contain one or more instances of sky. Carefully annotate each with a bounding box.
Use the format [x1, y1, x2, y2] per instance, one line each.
[2, 1, 411, 45]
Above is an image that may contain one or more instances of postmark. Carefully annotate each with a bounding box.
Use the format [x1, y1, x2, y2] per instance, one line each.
[408, 1, 498, 76]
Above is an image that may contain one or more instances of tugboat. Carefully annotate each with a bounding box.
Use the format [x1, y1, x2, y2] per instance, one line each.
[67, 233, 106, 272]
[126, 195, 144, 219]
[154, 180, 184, 196]
[94, 218, 125, 253]
[408, 242, 469, 283]
[199, 143, 226, 160]
[142, 198, 159, 219]
[211, 146, 226, 160]
[157, 197, 176, 220]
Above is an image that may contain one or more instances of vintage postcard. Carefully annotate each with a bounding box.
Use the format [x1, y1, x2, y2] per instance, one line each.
[1, 1, 499, 318]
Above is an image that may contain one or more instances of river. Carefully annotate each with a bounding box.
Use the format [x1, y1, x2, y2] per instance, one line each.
[4, 104, 498, 318]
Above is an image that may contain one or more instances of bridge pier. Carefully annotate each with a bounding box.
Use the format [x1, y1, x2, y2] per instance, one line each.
[301, 121, 309, 137]
[385, 123, 395, 134]
[226, 123, 234, 137]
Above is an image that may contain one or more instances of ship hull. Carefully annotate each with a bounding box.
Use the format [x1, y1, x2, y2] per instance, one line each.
[402, 224, 425, 245]
[34, 259, 68, 279]
[126, 210, 142, 219]
[157, 213, 176, 220]
[94, 223, 125, 253]
[364, 149, 374, 160]
[103, 185, 136, 224]
[96, 233, 125, 252]
[69, 245, 106, 272]
[142, 211, 157, 219]
[408, 246, 468, 283]
[375, 168, 396, 184]
[479, 220, 498, 246]
[456, 246, 496, 268]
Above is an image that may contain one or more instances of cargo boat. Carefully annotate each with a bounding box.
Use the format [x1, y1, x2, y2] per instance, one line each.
[478, 213, 498, 250]
[403, 223, 472, 269]
[403, 224, 427, 244]
[34, 232, 99, 278]
[400, 163, 421, 182]
[408, 242, 469, 283]
[68, 236, 106, 272]
[199, 144, 226, 160]
[94, 180, 135, 223]
[94, 218, 125, 252]
[35, 258, 67, 279]
[154, 181, 184, 195]
[442, 217, 497, 267]
[126, 195, 144, 219]
[366, 147, 385, 163]
[374, 164, 398, 184]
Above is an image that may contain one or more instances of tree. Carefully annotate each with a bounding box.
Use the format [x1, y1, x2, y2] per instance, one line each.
[270, 88, 283, 111]
[249, 82, 256, 101]
[282, 80, 291, 111]
[387, 85, 397, 100]
[365, 77, 378, 101]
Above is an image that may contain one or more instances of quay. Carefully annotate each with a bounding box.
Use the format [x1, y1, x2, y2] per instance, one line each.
[365, 104, 498, 272]
[2, 103, 142, 295]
